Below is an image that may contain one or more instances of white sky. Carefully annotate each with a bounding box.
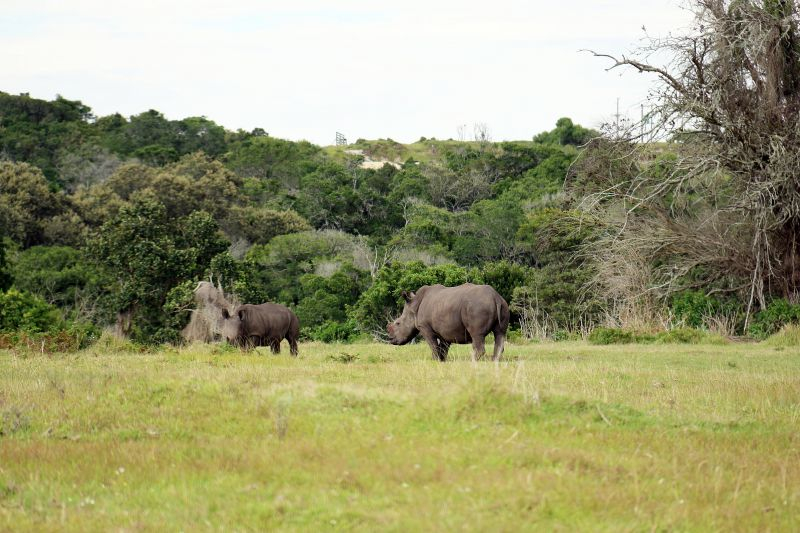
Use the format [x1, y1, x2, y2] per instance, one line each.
[2, 1, 693, 145]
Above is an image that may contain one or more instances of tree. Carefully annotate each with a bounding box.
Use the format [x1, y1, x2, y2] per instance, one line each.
[513, 208, 602, 330]
[55, 144, 123, 192]
[534, 118, 598, 146]
[584, 0, 800, 323]
[295, 163, 364, 231]
[0, 161, 79, 247]
[424, 163, 494, 212]
[0, 92, 95, 184]
[11, 246, 106, 314]
[0, 234, 12, 292]
[221, 206, 311, 245]
[225, 135, 321, 188]
[92, 199, 228, 340]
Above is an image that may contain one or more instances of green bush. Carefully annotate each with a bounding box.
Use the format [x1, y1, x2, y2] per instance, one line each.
[749, 299, 800, 339]
[0, 323, 99, 352]
[588, 326, 724, 345]
[588, 327, 634, 345]
[0, 288, 63, 333]
[670, 290, 743, 330]
[653, 328, 703, 344]
[0, 236, 12, 292]
[309, 319, 361, 343]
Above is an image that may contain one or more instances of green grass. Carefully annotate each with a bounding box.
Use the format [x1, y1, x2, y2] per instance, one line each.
[1, 341, 799, 531]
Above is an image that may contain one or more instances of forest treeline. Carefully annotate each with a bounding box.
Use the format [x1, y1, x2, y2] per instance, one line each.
[2, 53, 799, 349]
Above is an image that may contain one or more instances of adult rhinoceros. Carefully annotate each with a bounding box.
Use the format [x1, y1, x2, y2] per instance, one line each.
[221, 303, 300, 355]
[387, 283, 509, 362]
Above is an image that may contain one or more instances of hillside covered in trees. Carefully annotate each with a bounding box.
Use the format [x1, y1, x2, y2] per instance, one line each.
[2, 51, 799, 349]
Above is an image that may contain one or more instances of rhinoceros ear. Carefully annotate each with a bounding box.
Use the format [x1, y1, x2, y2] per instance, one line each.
[221, 309, 230, 319]
[238, 309, 246, 320]
[402, 290, 415, 302]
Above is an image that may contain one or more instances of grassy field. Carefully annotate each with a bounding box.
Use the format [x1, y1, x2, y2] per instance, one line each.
[1, 340, 798, 531]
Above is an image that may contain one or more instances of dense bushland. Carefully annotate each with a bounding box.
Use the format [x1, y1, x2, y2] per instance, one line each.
[2, 90, 621, 345]
[4, 0, 800, 353]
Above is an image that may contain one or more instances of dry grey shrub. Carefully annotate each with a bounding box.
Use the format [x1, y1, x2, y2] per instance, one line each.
[581, 0, 800, 327]
[181, 281, 238, 343]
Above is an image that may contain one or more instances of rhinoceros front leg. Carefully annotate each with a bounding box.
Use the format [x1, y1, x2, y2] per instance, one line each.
[419, 327, 448, 362]
[269, 338, 281, 354]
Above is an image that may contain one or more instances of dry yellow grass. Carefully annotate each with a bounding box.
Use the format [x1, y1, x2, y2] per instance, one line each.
[1, 340, 798, 531]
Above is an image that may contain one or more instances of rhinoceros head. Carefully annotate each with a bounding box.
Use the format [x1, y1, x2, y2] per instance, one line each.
[387, 290, 420, 345]
[221, 307, 245, 346]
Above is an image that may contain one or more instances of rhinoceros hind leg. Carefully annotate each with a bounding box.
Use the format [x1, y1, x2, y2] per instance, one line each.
[492, 331, 506, 361]
[471, 334, 486, 362]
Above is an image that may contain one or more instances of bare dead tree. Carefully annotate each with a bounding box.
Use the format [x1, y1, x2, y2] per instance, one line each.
[580, 0, 800, 327]
[473, 122, 492, 147]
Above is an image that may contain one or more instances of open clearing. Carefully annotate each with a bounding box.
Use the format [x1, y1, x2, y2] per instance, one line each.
[1, 341, 798, 531]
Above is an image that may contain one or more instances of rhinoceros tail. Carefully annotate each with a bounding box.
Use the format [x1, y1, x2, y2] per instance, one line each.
[495, 295, 510, 333]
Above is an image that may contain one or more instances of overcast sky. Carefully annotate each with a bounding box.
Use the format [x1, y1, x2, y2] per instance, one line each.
[3, 1, 693, 145]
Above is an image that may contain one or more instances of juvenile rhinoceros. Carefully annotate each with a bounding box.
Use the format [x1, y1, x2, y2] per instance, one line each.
[387, 283, 509, 362]
[221, 303, 300, 355]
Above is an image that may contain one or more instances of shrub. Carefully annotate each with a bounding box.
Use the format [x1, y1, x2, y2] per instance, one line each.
[0, 288, 63, 333]
[588, 327, 634, 345]
[308, 319, 361, 343]
[653, 328, 703, 344]
[670, 290, 743, 331]
[748, 299, 800, 339]
[0, 326, 99, 353]
[588, 326, 725, 345]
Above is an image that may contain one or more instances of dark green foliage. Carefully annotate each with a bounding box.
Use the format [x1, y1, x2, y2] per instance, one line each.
[225, 135, 321, 188]
[749, 299, 800, 339]
[244, 231, 359, 305]
[173, 117, 227, 157]
[513, 208, 601, 328]
[294, 265, 369, 328]
[481, 260, 531, 308]
[589, 327, 712, 345]
[11, 245, 108, 316]
[308, 319, 361, 343]
[534, 117, 598, 146]
[222, 207, 311, 245]
[670, 291, 743, 329]
[0, 236, 11, 292]
[0, 288, 62, 333]
[160, 281, 199, 344]
[0, 161, 80, 247]
[92, 199, 228, 342]
[133, 145, 179, 166]
[295, 164, 360, 230]
[208, 253, 242, 291]
[96, 110, 230, 164]
[0, 92, 94, 185]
